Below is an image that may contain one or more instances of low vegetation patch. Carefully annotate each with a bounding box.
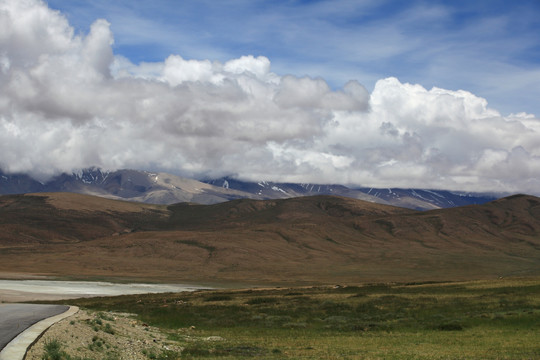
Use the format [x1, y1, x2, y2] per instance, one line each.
[53, 277, 540, 359]
[204, 295, 233, 302]
[42, 339, 65, 360]
[245, 296, 279, 305]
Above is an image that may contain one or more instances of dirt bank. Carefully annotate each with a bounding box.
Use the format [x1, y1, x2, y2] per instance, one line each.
[26, 309, 186, 360]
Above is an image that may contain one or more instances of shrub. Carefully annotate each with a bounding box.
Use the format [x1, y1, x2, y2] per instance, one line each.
[104, 323, 115, 334]
[246, 297, 278, 305]
[436, 322, 464, 331]
[204, 295, 232, 302]
[98, 312, 115, 321]
[42, 339, 63, 360]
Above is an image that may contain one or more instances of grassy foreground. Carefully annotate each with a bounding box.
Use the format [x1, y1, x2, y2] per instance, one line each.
[56, 277, 540, 359]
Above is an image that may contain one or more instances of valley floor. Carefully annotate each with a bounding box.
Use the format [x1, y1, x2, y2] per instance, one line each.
[27, 277, 540, 359]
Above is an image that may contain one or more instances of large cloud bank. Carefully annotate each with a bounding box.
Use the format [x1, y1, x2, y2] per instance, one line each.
[1, 0, 539, 194]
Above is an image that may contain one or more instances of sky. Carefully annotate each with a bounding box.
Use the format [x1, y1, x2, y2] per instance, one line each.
[1, 0, 540, 194]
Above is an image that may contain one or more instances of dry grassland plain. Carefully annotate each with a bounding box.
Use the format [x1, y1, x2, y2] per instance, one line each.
[31, 277, 540, 360]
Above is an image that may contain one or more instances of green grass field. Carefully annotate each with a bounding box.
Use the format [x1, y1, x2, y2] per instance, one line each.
[58, 277, 540, 359]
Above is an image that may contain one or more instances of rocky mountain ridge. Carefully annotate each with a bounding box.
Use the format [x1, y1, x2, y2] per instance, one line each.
[0, 168, 499, 210]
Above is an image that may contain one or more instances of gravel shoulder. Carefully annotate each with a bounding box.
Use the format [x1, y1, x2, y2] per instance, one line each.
[25, 309, 185, 360]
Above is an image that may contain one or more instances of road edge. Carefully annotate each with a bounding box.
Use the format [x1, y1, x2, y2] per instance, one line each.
[0, 306, 79, 360]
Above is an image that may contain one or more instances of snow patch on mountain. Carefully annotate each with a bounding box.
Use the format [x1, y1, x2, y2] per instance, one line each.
[0, 168, 503, 210]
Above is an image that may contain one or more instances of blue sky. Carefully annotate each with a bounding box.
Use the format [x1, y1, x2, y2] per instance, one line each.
[2, 0, 540, 193]
[47, 0, 540, 116]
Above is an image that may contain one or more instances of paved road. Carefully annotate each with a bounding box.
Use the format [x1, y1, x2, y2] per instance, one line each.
[0, 304, 69, 351]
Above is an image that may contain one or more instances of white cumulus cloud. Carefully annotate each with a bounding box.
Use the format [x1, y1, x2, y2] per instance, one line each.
[0, 0, 539, 195]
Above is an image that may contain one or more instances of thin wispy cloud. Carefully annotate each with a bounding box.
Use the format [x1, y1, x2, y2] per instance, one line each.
[1, 0, 539, 195]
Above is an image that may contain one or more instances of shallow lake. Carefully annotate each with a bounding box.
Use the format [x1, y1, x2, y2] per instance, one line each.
[0, 280, 208, 302]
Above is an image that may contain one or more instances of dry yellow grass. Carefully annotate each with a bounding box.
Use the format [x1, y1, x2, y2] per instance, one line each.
[29, 192, 166, 213]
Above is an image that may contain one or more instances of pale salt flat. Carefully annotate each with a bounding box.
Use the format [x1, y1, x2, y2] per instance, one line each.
[0, 280, 209, 302]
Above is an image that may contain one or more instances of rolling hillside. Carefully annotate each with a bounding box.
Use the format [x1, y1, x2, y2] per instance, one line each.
[0, 193, 539, 284]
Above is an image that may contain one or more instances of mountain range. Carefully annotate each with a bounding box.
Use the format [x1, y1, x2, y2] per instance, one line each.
[1, 192, 539, 284]
[0, 167, 499, 210]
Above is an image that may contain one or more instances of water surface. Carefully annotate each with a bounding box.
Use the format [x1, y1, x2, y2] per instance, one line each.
[0, 280, 208, 302]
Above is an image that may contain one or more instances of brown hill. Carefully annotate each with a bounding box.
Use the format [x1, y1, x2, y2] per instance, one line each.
[0, 193, 539, 285]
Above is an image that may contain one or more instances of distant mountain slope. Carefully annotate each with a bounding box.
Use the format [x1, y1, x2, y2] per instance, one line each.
[0, 171, 45, 194]
[1, 168, 500, 209]
[1, 192, 539, 284]
[205, 177, 499, 210]
[356, 187, 499, 210]
[205, 177, 388, 203]
[0, 168, 260, 205]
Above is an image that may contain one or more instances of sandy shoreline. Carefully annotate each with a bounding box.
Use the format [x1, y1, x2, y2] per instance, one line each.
[0, 273, 73, 302]
[0, 272, 53, 280]
[0, 289, 99, 302]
